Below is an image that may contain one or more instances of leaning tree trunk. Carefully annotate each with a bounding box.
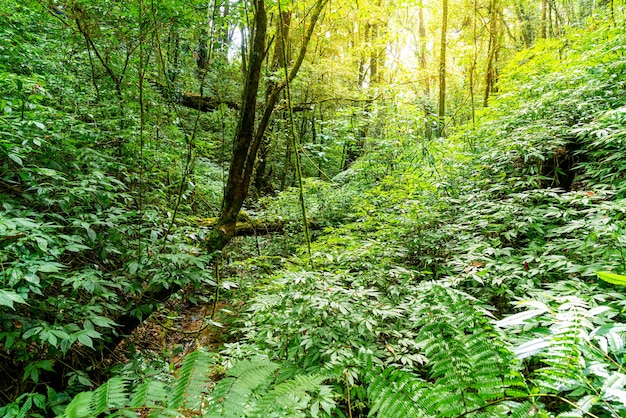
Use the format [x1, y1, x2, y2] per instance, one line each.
[255, 10, 292, 194]
[98, 0, 268, 356]
[40, 0, 334, 395]
[101, 0, 329, 357]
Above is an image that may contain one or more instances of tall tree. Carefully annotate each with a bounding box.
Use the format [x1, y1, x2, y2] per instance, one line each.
[418, 4, 429, 96]
[484, 0, 500, 106]
[541, 0, 547, 38]
[439, 0, 449, 136]
[469, 0, 478, 125]
[74, 0, 330, 361]
[254, 9, 292, 193]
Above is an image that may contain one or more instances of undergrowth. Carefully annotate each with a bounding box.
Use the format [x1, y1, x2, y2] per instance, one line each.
[5, 6, 626, 418]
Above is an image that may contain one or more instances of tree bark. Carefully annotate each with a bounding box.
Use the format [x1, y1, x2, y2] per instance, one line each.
[515, 1, 533, 47]
[370, 22, 379, 84]
[418, 5, 429, 96]
[438, 0, 448, 136]
[369, 0, 385, 86]
[255, 10, 292, 194]
[105, 0, 329, 352]
[197, 216, 321, 236]
[180, 91, 240, 111]
[484, 0, 499, 107]
[469, 0, 478, 126]
[103, 0, 269, 354]
[541, 0, 547, 39]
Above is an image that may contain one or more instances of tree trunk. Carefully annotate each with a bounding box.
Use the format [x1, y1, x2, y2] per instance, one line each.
[255, 10, 292, 194]
[484, 0, 499, 107]
[108, 0, 329, 349]
[541, 0, 547, 39]
[370, 22, 379, 85]
[469, 0, 478, 126]
[418, 5, 429, 96]
[359, 23, 370, 87]
[515, 1, 533, 47]
[219, 0, 231, 53]
[438, 0, 448, 136]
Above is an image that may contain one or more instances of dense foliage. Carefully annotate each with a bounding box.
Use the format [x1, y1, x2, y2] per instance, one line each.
[0, 1, 225, 413]
[2, 0, 626, 416]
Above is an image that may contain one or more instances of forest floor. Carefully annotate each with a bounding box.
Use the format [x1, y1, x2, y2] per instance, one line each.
[112, 294, 240, 374]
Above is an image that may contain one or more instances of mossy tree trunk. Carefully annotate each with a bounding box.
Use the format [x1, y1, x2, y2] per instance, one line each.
[104, 0, 330, 356]
[255, 10, 292, 195]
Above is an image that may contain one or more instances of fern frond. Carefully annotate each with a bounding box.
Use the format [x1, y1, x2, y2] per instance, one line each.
[364, 365, 431, 417]
[61, 377, 133, 417]
[92, 377, 130, 414]
[61, 391, 96, 418]
[504, 400, 539, 417]
[130, 380, 170, 409]
[170, 349, 215, 411]
[250, 373, 326, 415]
[410, 284, 526, 416]
[519, 300, 593, 393]
[205, 357, 279, 417]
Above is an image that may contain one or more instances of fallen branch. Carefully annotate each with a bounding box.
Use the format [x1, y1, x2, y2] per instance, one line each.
[197, 217, 285, 236]
[149, 81, 375, 114]
[148, 80, 240, 112]
[180, 91, 240, 112]
[196, 216, 321, 236]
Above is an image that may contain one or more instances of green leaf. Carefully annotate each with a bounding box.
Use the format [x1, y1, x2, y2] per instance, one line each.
[90, 316, 117, 328]
[51, 329, 71, 340]
[22, 326, 43, 340]
[65, 244, 90, 252]
[35, 262, 64, 273]
[77, 333, 94, 349]
[4, 333, 15, 349]
[24, 273, 40, 285]
[34, 236, 48, 252]
[128, 261, 139, 275]
[0, 289, 27, 309]
[32, 393, 46, 410]
[37, 360, 54, 371]
[596, 271, 626, 286]
[8, 153, 23, 166]
[495, 309, 548, 328]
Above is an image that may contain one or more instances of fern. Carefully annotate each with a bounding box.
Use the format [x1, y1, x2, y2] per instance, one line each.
[129, 380, 170, 409]
[62, 353, 327, 418]
[499, 294, 626, 416]
[94, 377, 130, 413]
[61, 350, 215, 417]
[62, 391, 96, 418]
[170, 349, 215, 411]
[529, 298, 590, 393]
[364, 364, 431, 417]
[250, 373, 327, 415]
[361, 284, 531, 417]
[497, 401, 538, 417]
[417, 285, 523, 416]
[205, 357, 279, 417]
[60, 377, 131, 417]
